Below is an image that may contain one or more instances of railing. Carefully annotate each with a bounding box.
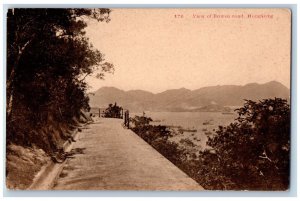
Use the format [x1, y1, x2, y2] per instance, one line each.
[124, 110, 130, 129]
[90, 108, 106, 117]
[91, 106, 130, 128]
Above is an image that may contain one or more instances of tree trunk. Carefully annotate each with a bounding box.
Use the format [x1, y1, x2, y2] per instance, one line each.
[7, 40, 32, 121]
[6, 64, 16, 122]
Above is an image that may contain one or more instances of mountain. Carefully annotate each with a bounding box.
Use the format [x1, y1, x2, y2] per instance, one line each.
[89, 81, 290, 112]
[89, 87, 155, 112]
[185, 81, 289, 107]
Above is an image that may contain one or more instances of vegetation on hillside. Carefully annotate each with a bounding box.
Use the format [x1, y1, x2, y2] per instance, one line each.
[6, 9, 114, 154]
[129, 98, 290, 190]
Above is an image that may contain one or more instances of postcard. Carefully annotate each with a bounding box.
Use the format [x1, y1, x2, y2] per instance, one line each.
[6, 8, 291, 191]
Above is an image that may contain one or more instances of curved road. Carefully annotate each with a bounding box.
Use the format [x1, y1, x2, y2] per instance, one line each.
[52, 118, 203, 190]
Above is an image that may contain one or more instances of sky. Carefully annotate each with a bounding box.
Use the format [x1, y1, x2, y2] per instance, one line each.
[84, 8, 291, 93]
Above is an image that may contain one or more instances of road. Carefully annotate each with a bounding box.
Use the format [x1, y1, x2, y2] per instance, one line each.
[52, 118, 204, 190]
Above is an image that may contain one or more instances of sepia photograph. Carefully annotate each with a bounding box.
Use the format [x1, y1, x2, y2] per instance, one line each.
[5, 7, 291, 191]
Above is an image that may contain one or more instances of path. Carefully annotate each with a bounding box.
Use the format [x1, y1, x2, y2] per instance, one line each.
[52, 118, 204, 190]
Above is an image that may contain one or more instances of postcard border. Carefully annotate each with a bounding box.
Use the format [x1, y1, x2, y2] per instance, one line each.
[2, 4, 297, 197]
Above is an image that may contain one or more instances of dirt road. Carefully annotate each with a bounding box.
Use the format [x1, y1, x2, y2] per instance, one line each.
[52, 118, 203, 190]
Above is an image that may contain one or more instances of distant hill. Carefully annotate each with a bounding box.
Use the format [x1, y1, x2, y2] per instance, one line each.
[89, 81, 290, 112]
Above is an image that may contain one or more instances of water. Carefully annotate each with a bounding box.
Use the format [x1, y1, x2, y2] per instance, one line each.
[131, 111, 237, 151]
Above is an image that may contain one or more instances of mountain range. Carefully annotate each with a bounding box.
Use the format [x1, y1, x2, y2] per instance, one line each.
[88, 81, 290, 112]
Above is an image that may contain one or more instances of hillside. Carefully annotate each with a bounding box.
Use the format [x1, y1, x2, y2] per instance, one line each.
[89, 81, 290, 112]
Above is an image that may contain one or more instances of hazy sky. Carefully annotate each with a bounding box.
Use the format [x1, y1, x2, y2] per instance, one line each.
[85, 8, 291, 93]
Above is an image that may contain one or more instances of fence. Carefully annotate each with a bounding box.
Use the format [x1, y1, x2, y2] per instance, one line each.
[90, 107, 106, 117]
[124, 110, 130, 129]
[91, 106, 130, 128]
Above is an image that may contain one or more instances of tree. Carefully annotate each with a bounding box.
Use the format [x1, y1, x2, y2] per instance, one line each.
[6, 8, 114, 152]
[7, 8, 113, 122]
[205, 98, 290, 190]
[104, 102, 123, 118]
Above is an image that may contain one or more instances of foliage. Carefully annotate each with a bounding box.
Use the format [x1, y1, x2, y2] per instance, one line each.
[6, 8, 113, 153]
[204, 98, 290, 190]
[130, 116, 172, 142]
[104, 102, 123, 118]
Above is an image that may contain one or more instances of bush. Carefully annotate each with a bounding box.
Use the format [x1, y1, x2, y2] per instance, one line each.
[204, 98, 290, 190]
[103, 102, 123, 118]
[130, 115, 171, 142]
